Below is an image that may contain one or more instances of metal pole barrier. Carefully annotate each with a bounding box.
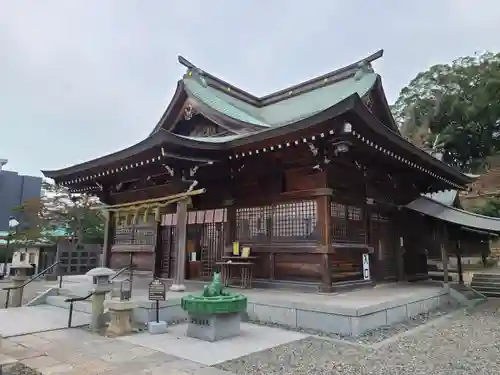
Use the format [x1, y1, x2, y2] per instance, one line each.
[5, 289, 10, 308]
[68, 302, 74, 328]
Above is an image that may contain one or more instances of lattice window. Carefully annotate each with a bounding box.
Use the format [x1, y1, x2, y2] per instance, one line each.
[236, 200, 318, 242]
[371, 212, 389, 222]
[330, 202, 365, 243]
[348, 207, 362, 220]
[236, 206, 272, 241]
[272, 201, 317, 240]
[331, 203, 346, 218]
[113, 226, 154, 246]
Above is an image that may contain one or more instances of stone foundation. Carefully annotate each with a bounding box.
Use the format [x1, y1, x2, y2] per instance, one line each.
[186, 312, 241, 342]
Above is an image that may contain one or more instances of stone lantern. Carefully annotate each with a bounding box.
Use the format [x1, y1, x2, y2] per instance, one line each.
[85, 267, 115, 331]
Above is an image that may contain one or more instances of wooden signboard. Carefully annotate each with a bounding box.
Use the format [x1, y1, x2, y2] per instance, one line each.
[148, 279, 166, 301]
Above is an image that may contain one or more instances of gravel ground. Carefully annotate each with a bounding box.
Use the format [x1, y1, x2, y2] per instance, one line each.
[218, 299, 500, 375]
[0, 362, 41, 375]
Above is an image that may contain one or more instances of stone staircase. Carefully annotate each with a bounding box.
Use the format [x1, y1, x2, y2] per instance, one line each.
[470, 273, 500, 298]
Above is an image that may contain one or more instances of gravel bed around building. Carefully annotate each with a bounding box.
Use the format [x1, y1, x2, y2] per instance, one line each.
[217, 300, 500, 375]
[0, 362, 41, 375]
[246, 301, 461, 345]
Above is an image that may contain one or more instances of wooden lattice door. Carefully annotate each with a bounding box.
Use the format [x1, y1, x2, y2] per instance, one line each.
[370, 211, 397, 280]
[160, 226, 176, 279]
[200, 222, 225, 278]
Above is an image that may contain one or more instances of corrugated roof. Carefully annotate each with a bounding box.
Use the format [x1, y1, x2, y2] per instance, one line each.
[183, 71, 377, 127]
[406, 196, 500, 233]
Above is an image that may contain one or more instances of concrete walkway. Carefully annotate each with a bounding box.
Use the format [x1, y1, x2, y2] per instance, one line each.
[0, 305, 90, 337]
[0, 328, 242, 374]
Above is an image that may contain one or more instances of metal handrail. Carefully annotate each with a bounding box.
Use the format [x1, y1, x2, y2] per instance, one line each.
[111, 264, 133, 280]
[2, 261, 61, 308]
[65, 265, 134, 328]
[65, 292, 93, 328]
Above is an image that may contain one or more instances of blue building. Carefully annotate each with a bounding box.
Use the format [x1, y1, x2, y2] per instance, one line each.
[0, 159, 42, 232]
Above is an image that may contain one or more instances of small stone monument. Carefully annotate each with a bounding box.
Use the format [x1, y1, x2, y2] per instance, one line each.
[9, 263, 33, 307]
[86, 267, 115, 331]
[181, 272, 247, 342]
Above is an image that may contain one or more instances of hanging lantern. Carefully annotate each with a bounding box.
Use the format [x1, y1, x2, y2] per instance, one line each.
[154, 207, 161, 222]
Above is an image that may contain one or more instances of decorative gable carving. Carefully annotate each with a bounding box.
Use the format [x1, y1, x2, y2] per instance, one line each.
[172, 113, 230, 137]
[187, 123, 221, 137]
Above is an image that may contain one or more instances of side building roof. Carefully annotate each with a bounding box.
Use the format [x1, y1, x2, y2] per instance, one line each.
[407, 196, 500, 234]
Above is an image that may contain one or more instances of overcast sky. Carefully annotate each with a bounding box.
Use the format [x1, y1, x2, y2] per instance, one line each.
[1, 0, 500, 177]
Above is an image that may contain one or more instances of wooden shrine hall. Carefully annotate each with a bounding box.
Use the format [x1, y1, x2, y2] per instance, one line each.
[42, 49, 497, 292]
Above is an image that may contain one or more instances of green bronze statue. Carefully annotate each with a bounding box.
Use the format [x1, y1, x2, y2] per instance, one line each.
[202, 272, 225, 297]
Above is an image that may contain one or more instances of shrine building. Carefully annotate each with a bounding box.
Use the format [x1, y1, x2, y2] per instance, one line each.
[42, 49, 500, 292]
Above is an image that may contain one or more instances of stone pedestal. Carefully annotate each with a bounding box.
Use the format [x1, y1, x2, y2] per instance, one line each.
[86, 267, 115, 331]
[186, 312, 241, 342]
[169, 283, 186, 292]
[91, 292, 107, 331]
[147, 321, 168, 334]
[104, 300, 138, 337]
[9, 263, 33, 307]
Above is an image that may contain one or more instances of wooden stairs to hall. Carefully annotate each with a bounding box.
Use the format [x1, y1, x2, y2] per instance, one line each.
[471, 273, 500, 298]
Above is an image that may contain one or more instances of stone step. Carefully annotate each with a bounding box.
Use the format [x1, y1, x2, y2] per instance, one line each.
[471, 274, 500, 280]
[473, 290, 500, 298]
[471, 282, 500, 289]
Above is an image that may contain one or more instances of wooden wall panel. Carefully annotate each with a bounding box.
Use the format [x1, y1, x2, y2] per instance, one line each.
[109, 252, 130, 269]
[109, 252, 153, 272]
[286, 168, 326, 191]
[274, 253, 321, 281]
[252, 253, 270, 279]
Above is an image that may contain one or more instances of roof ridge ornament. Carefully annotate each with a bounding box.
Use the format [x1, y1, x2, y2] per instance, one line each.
[354, 60, 374, 81]
[179, 55, 208, 87]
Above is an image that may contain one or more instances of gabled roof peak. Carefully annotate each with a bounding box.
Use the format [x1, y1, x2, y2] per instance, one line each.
[177, 50, 384, 107]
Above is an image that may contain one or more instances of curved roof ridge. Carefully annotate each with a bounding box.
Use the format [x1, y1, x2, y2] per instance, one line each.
[178, 50, 384, 104]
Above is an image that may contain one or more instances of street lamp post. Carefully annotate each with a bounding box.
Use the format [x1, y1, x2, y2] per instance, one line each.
[3, 217, 20, 277]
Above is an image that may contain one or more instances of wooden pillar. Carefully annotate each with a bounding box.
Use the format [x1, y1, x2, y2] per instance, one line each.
[153, 220, 162, 279]
[317, 195, 332, 293]
[456, 239, 464, 285]
[170, 198, 188, 291]
[226, 205, 236, 247]
[101, 210, 114, 268]
[441, 223, 449, 290]
[396, 209, 406, 281]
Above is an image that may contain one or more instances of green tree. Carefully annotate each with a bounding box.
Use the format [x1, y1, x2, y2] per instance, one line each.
[392, 52, 500, 172]
[472, 197, 500, 218]
[11, 181, 105, 247]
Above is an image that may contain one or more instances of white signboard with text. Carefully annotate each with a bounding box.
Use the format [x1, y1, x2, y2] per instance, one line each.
[362, 254, 370, 280]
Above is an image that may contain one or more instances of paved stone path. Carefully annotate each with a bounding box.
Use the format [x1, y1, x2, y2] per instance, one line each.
[0, 329, 237, 374]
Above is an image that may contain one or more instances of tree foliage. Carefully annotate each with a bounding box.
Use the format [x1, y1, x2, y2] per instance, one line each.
[392, 52, 500, 172]
[472, 197, 500, 218]
[11, 181, 105, 247]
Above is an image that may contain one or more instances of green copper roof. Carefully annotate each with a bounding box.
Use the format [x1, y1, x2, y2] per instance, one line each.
[183, 72, 377, 127]
[184, 79, 269, 127]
